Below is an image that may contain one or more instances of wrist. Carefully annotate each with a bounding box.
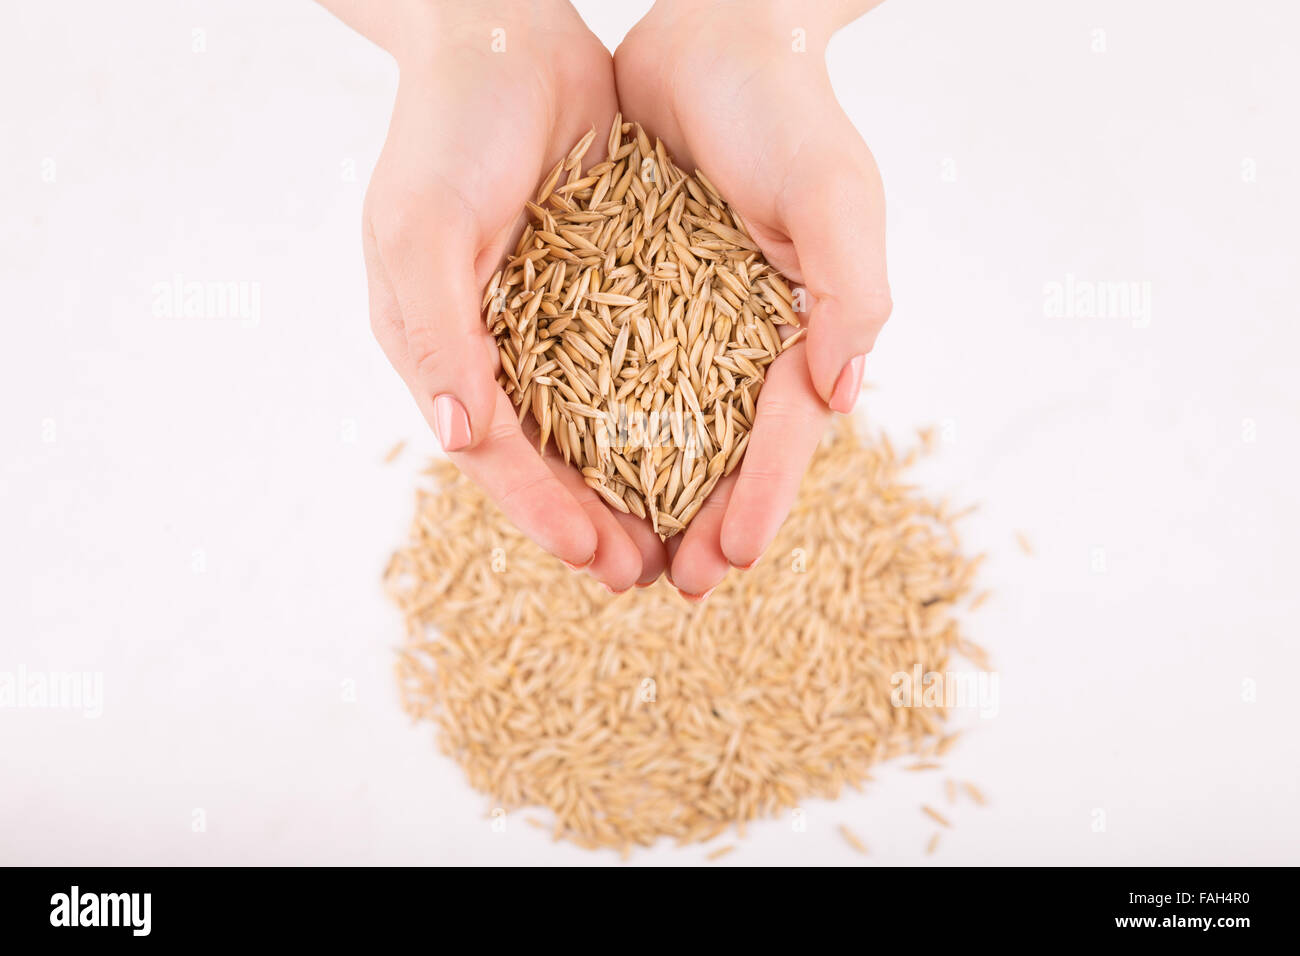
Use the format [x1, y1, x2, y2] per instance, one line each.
[329, 0, 580, 70]
[647, 0, 877, 44]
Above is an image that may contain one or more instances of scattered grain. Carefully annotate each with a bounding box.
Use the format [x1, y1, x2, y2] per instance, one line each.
[839, 825, 869, 855]
[934, 733, 961, 756]
[922, 804, 952, 828]
[387, 419, 986, 852]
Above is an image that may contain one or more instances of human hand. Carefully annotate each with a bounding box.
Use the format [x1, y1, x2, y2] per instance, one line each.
[614, 0, 892, 597]
[331, 0, 667, 590]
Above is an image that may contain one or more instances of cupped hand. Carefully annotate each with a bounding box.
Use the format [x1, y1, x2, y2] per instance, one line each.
[359, 1, 666, 591]
[614, 0, 892, 597]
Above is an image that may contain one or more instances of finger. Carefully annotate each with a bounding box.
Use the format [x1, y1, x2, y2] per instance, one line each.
[719, 343, 831, 569]
[371, 229, 599, 569]
[442, 390, 599, 568]
[612, 511, 669, 587]
[782, 135, 892, 414]
[362, 217, 410, 368]
[611, 39, 689, 169]
[666, 473, 738, 600]
[664, 531, 684, 570]
[365, 191, 499, 452]
[542, 457, 646, 593]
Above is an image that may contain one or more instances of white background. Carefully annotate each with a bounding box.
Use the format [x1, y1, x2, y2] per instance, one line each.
[2, 0, 1297, 865]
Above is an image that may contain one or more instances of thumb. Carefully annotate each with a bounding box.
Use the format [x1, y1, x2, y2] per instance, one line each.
[784, 148, 892, 414]
[364, 205, 499, 452]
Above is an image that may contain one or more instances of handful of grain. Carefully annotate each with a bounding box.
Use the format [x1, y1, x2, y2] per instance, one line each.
[485, 116, 801, 537]
[387, 419, 988, 854]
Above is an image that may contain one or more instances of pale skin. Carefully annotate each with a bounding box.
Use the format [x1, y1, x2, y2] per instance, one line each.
[318, 0, 891, 597]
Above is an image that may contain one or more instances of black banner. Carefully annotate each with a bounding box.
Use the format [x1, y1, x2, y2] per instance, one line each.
[0, 866, 1282, 942]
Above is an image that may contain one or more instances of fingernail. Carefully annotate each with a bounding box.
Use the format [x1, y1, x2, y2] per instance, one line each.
[733, 559, 757, 571]
[635, 580, 655, 589]
[432, 393, 471, 452]
[563, 554, 596, 572]
[829, 354, 866, 414]
[676, 587, 714, 603]
[600, 582, 629, 596]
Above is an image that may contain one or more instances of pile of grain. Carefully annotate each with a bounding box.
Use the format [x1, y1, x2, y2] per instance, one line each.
[387, 420, 986, 854]
[485, 116, 800, 537]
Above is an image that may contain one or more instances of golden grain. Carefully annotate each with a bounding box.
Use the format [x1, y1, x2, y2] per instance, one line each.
[486, 117, 799, 537]
[839, 825, 869, 855]
[387, 418, 985, 854]
[935, 733, 961, 756]
[922, 805, 952, 828]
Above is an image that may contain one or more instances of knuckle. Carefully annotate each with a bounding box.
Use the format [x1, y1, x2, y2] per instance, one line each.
[406, 325, 445, 381]
[486, 417, 523, 446]
[362, 183, 398, 236]
[859, 286, 893, 327]
[738, 464, 791, 485]
[698, 486, 729, 514]
[498, 472, 562, 510]
[366, 302, 405, 359]
[753, 396, 808, 433]
[369, 211, 415, 262]
[364, 190, 424, 262]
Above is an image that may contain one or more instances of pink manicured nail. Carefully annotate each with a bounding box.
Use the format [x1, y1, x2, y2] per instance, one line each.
[563, 554, 596, 572]
[733, 559, 757, 571]
[677, 587, 714, 604]
[600, 582, 629, 596]
[432, 393, 471, 452]
[828, 354, 866, 414]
